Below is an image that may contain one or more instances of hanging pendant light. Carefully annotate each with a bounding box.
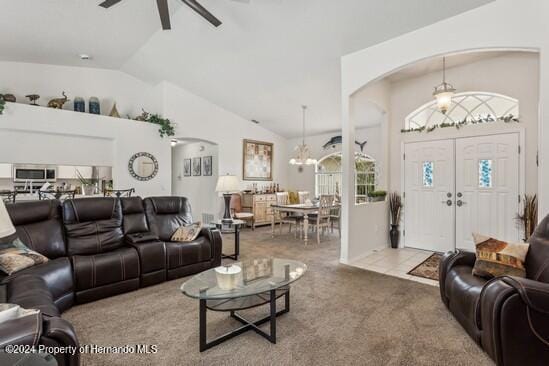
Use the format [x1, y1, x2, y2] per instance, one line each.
[433, 57, 456, 114]
[289, 105, 317, 166]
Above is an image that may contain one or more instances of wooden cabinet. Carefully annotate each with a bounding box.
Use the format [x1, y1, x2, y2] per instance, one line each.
[241, 193, 279, 226]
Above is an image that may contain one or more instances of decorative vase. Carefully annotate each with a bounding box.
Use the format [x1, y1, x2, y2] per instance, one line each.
[109, 103, 120, 118]
[89, 97, 100, 115]
[73, 97, 85, 112]
[389, 224, 400, 249]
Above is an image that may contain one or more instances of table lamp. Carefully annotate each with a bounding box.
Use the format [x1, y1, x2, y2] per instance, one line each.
[215, 174, 240, 223]
[0, 200, 16, 239]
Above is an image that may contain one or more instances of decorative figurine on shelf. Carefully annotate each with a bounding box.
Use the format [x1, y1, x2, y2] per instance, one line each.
[89, 97, 100, 115]
[48, 92, 69, 109]
[134, 109, 150, 121]
[109, 103, 120, 118]
[73, 97, 85, 112]
[0, 94, 16, 103]
[25, 94, 40, 106]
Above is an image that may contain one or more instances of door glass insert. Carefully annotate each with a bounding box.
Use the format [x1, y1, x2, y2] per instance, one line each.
[478, 159, 493, 188]
[422, 161, 434, 187]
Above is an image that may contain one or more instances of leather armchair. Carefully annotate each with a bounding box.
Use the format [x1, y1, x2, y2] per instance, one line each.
[144, 197, 222, 280]
[439, 214, 549, 365]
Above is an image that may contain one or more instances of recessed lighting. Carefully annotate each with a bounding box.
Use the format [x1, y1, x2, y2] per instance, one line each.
[79, 54, 92, 60]
[251, 119, 260, 124]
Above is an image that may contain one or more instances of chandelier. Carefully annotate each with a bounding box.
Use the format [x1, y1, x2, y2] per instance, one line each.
[289, 105, 317, 165]
[433, 57, 456, 114]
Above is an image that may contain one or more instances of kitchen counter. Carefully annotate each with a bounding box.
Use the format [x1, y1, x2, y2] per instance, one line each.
[14, 193, 105, 202]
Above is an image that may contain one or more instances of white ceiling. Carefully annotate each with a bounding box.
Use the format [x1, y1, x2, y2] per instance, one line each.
[0, 0, 493, 137]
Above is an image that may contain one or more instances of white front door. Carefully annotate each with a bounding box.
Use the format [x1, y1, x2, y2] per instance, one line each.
[455, 134, 520, 251]
[403, 133, 520, 253]
[404, 140, 455, 252]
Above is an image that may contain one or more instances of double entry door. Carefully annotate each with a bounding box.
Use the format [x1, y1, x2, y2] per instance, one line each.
[403, 133, 520, 252]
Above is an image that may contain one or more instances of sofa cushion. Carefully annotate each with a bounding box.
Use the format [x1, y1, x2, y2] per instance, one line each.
[63, 198, 124, 255]
[121, 197, 149, 235]
[472, 233, 529, 278]
[0, 238, 48, 275]
[445, 265, 488, 341]
[71, 246, 139, 292]
[144, 197, 193, 242]
[165, 236, 212, 269]
[6, 200, 66, 258]
[7, 274, 60, 317]
[171, 222, 202, 242]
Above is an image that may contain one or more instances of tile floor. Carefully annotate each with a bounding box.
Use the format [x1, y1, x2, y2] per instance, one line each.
[351, 247, 439, 287]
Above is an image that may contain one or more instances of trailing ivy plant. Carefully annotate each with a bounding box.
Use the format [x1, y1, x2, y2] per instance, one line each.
[0, 98, 5, 115]
[401, 114, 519, 134]
[133, 109, 176, 138]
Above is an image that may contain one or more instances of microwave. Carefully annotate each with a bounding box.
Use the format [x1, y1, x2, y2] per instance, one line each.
[13, 165, 57, 183]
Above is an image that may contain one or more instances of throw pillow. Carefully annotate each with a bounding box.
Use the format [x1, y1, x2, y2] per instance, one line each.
[472, 233, 529, 278]
[0, 238, 49, 275]
[171, 222, 203, 242]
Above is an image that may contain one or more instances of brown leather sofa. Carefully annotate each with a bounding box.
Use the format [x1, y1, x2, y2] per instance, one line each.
[0, 197, 222, 366]
[439, 215, 549, 366]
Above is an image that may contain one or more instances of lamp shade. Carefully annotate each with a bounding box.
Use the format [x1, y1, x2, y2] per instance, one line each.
[0, 200, 15, 238]
[215, 175, 240, 193]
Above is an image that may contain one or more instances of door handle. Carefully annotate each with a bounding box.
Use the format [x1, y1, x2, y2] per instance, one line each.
[456, 200, 466, 207]
[441, 200, 452, 206]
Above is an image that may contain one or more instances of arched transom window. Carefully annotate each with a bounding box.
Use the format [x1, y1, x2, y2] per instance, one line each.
[315, 152, 377, 204]
[405, 92, 519, 129]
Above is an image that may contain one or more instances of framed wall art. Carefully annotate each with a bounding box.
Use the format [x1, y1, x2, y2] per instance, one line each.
[203, 156, 213, 176]
[183, 159, 191, 177]
[242, 139, 273, 181]
[192, 157, 202, 176]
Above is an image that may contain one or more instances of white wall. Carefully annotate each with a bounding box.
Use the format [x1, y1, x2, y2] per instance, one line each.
[388, 52, 539, 195]
[172, 141, 219, 221]
[286, 125, 383, 195]
[340, 0, 549, 264]
[0, 62, 291, 204]
[163, 81, 289, 190]
[0, 103, 171, 197]
[0, 61, 161, 118]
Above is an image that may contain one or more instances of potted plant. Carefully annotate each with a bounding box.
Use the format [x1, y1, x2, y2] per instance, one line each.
[516, 194, 537, 242]
[367, 190, 387, 202]
[389, 192, 403, 248]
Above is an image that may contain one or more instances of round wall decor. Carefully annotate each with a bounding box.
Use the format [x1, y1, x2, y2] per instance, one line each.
[128, 152, 159, 181]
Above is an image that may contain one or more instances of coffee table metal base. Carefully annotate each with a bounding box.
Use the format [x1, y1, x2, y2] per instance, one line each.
[199, 288, 290, 352]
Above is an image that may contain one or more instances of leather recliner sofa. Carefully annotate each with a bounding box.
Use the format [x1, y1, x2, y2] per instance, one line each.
[0, 197, 222, 366]
[439, 215, 549, 366]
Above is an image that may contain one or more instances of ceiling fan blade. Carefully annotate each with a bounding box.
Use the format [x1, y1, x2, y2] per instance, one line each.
[156, 0, 171, 30]
[99, 0, 123, 8]
[181, 0, 222, 27]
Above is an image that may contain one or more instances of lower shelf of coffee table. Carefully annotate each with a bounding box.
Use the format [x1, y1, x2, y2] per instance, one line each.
[205, 288, 289, 312]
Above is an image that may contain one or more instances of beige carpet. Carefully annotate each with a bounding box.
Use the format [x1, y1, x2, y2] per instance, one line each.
[63, 227, 493, 366]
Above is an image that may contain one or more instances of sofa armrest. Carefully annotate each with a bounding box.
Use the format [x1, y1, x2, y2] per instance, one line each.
[199, 227, 222, 266]
[439, 250, 476, 306]
[479, 276, 549, 364]
[0, 311, 42, 348]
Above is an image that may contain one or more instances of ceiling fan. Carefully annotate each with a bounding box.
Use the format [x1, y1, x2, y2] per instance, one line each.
[99, 0, 245, 29]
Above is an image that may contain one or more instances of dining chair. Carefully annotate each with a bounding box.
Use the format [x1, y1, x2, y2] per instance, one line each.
[298, 191, 310, 204]
[300, 195, 331, 244]
[104, 188, 135, 198]
[39, 190, 77, 201]
[330, 205, 341, 238]
[230, 193, 255, 230]
[0, 190, 17, 204]
[275, 192, 301, 236]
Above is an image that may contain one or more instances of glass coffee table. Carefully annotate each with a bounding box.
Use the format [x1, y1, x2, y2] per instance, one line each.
[181, 258, 307, 352]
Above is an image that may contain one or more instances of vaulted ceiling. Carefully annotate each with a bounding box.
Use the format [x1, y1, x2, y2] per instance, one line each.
[0, 0, 493, 137]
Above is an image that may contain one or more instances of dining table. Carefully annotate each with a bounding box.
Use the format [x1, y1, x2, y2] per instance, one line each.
[270, 202, 341, 245]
